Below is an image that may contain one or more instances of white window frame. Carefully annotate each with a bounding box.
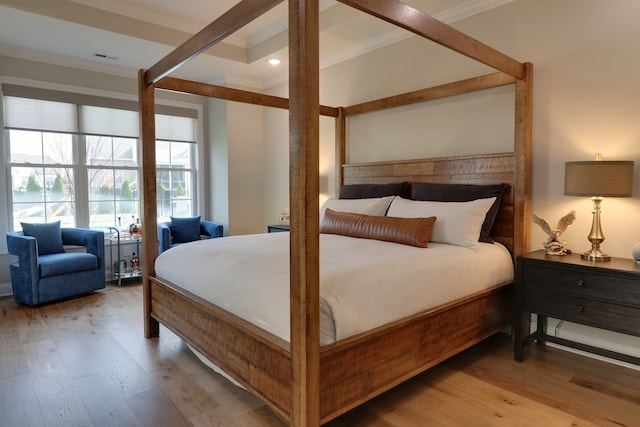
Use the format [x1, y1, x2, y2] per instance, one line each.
[0, 77, 204, 254]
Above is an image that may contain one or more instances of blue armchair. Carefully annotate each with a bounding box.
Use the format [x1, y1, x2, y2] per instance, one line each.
[7, 228, 106, 306]
[158, 218, 223, 253]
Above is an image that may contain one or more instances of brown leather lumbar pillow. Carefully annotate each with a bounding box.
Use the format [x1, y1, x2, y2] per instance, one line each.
[320, 208, 436, 248]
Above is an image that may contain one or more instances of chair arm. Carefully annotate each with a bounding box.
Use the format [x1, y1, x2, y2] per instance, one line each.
[158, 222, 171, 253]
[6, 232, 39, 297]
[200, 220, 223, 238]
[61, 228, 105, 260]
[7, 232, 38, 268]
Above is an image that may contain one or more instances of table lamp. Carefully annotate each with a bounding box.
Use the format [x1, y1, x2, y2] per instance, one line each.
[564, 155, 633, 261]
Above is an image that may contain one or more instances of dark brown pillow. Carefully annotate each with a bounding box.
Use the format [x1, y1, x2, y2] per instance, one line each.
[410, 182, 507, 243]
[339, 182, 410, 199]
[320, 208, 436, 248]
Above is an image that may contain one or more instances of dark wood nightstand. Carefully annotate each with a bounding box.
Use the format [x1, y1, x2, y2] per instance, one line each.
[514, 250, 640, 365]
[267, 224, 290, 233]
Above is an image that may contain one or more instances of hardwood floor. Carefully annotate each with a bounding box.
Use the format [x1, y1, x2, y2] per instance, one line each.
[1, 283, 639, 426]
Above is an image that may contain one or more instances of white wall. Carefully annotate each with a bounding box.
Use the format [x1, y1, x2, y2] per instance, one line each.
[208, 97, 230, 232]
[262, 0, 640, 362]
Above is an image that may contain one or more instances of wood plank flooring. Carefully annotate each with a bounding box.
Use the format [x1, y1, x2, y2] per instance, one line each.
[1, 283, 639, 426]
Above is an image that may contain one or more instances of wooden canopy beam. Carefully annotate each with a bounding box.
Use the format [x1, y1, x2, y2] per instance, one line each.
[156, 76, 339, 117]
[145, 0, 283, 84]
[343, 71, 516, 117]
[338, 0, 525, 79]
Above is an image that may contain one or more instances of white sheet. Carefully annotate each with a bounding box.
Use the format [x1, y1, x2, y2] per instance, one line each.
[155, 232, 514, 346]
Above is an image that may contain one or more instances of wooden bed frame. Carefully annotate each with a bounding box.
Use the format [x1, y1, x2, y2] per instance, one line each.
[138, 1, 532, 425]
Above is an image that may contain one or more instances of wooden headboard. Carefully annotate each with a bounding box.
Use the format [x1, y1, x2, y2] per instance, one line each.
[342, 152, 516, 255]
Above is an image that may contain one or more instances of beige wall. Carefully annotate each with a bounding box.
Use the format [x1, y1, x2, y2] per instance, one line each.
[464, 0, 640, 261]
[207, 94, 266, 236]
[264, 0, 640, 261]
[225, 98, 265, 235]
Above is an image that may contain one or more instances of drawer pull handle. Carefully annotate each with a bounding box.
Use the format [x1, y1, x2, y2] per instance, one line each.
[577, 280, 585, 287]
[577, 305, 584, 313]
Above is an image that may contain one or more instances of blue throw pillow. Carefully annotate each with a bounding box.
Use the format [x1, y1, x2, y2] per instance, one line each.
[21, 221, 65, 255]
[171, 216, 201, 244]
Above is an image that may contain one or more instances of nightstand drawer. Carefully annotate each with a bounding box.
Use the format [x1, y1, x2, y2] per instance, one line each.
[521, 263, 640, 303]
[524, 288, 640, 337]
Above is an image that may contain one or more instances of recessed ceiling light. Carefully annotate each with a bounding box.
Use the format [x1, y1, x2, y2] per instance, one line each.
[267, 58, 281, 66]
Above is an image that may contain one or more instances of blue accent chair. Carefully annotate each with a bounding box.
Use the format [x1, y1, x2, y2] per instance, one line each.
[7, 228, 106, 305]
[158, 219, 223, 253]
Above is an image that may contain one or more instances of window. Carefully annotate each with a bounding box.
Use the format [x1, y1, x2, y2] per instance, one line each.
[156, 114, 197, 220]
[3, 84, 199, 232]
[86, 135, 140, 229]
[9, 130, 75, 227]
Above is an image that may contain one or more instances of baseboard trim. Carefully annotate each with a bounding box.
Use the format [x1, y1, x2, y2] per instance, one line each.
[533, 315, 640, 372]
[0, 282, 12, 297]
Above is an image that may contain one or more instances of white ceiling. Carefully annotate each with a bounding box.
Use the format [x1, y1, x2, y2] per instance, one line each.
[0, 0, 513, 89]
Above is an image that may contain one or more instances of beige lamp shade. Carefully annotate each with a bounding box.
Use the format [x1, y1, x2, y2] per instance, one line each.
[564, 161, 634, 197]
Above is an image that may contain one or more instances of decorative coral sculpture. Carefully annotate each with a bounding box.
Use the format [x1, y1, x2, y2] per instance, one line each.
[532, 210, 576, 255]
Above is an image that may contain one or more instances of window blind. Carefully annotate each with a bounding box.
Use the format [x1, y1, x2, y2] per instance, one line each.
[4, 97, 77, 132]
[2, 83, 197, 118]
[82, 105, 139, 138]
[156, 114, 196, 142]
[3, 84, 197, 142]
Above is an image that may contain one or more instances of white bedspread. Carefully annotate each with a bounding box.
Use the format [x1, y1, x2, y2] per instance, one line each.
[155, 232, 514, 346]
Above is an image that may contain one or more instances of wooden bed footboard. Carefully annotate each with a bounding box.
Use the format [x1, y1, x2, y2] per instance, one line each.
[149, 275, 514, 425]
[149, 277, 293, 420]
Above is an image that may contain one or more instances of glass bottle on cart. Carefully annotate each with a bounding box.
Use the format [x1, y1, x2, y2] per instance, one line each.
[131, 252, 140, 274]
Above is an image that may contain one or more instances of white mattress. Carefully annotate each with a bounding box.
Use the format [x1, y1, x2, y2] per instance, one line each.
[155, 232, 514, 346]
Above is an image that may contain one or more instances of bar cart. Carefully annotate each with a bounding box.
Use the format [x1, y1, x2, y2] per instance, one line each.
[107, 227, 141, 286]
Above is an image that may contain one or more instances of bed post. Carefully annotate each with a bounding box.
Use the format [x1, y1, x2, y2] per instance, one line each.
[138, 69, 160, 338]
[335, 107, 346, 189]
[513, 62, 533, 258]
[289, 0, 320, 425]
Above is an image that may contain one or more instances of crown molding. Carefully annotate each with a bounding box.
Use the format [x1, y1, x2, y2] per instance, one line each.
[436, 0, 514, 23]
[319, 0, 515, 72]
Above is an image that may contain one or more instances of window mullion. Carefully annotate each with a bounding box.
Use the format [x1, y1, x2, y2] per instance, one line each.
[75, 131, 89, 228]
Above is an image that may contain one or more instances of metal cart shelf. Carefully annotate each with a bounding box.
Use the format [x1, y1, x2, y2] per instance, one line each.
[107, 227, 141, 286]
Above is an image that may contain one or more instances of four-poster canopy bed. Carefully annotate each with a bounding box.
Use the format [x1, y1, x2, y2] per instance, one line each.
[138, 0, 532, 425]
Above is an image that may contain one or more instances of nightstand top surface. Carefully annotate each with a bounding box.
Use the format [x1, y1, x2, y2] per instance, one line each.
[519, 249, 640, 275]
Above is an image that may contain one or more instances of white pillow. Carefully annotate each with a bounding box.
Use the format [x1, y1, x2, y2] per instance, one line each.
[320, 196, 395, 221]
[386, 196, 496, 250]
